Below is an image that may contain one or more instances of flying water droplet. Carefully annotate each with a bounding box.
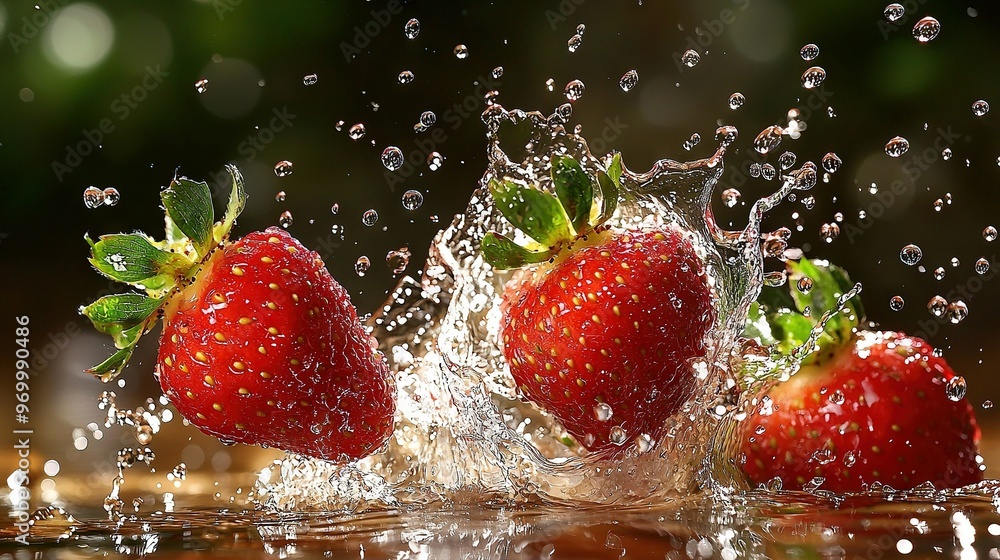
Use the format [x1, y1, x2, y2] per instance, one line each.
[941, 147, 953, 161]
[820, 222, 840, 243]
[791, 163, 817, 190]
[946, 301, 969, 324]
[275, 191, 286, 202]
[801, 66, 826, 89]
[983, 226, 997, 241]
[973, 100, 990, 117]
[889, 295, 905, 311]
[381, 146, 404, 171]
[885, 136, 909, 158]
[564, 79, 585, 101]
[682, 132, 701, 151]
[274, 160, 293, 177]
[912, 16, 941, 43]
[419, 111, 437, 128]
[576, 23, 586, 35]
[397, 70, 415, 85]
[619, 69, 638, 92]
[761, 164, 777, 181]
[728, 92, 746, 110]
[102, 187, 120, 207]
[900, 244, 922, 265]
[934, 267, 946, 281]
[799, 43, 819, 61]
[928, 295, 948, 317]
[427, 151, 444, 171]
[453, 44, 469, 59]
[348, 123, 366, 140]
[796, 276, 813, 294]
[404, 18, 420, 40]
[278, 210, 293, 229]
[567, 34, 583, 53]
[330, 203, 339, 215]
[933, 198, 945, 212]
[84, 186, 104, 208]
[749, 163, 761, 178]
[721, 188, 741, 208]
[884, 3, 904, 22]
[822, 152, 842, 173]
[355, 256, 371, 277]
[753, 125, 784, 154]
[362, 209, 379, 227]
[975, 258, 990, 275]
[492, 66, 504, 79]
[680, 49, 701, 68]
[385, 246, 411, 275]
[194, 79, 209, 94]
[945, 376, 967, 401]
[402, 189, 424, 210]
[302, 74, 318, 86]
[778, 151, 797, 170]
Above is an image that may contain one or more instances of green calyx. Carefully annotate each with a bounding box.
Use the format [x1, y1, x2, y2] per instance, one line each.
[742, 259, 864, 366]
[81, 165, 247, 381]
[482, 153, 622, 269]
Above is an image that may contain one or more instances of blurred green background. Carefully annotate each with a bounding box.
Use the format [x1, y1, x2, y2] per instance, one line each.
[1, 0, 999, 504]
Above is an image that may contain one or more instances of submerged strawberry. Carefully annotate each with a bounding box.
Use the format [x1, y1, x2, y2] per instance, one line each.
[82, 167, 394, 461]
[483, 154, 716, 454]
[738, 260, 982, 491]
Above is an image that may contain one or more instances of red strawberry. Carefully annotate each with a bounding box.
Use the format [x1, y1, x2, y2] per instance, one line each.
[483, 155, 716, 454]
[738, 260, 982, 491]
[82, 167, 394, 461]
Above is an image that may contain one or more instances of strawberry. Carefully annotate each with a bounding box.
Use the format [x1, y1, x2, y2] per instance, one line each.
[738, 259, 982, 491]
[81, 167, 394, 462]
[482, 154, 716, 454]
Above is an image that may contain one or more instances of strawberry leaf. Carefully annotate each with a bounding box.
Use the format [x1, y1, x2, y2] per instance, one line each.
[607, 152, 623, 186]
[786, 259, 863, 346]
[162, 175, 214, 257]
[215, 164, 247, 243]
[86, 344, 137, 382]
[81, 294, 164, 348]
[482, 232, 555, 269]
[488, 179, 572, 247]
[552, 156, 593, 234]
[87, 233, 193, 294]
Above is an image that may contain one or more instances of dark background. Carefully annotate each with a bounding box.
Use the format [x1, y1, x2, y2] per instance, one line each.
[2, 0, 1000, 493]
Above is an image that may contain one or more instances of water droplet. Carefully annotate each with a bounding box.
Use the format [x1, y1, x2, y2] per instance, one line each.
[397, 70, 415, 85]
[381, 146, 404, 171]
[427, 151, 444, 171]
[404, 18, 420, 40]
[933, 267, 946, 281]
[834, 212, 844, 222]
[928, 295, 948, 317]
[829, 390, 845, 405]
[951, 256, 961, 268]
[576, 23, 586, 35]
[821, 152, 842, 173]
[941, 147, 953, 161]
[385, 246, 411, 275]
[900, 244, 922, 265]
[753, 125, 784, 155]
[778, 151, 797, 170]
[984, 400, 994, 410]
[889, 295, 905, 311]
[983, 226, 997, 241]
[453, 44, 469, 59]
[884, 3, 905, 21]
[749, 163, 761, 178]
[933, 198, 945, 212]
[796, 276, 814, 294]
[728, 92, 746, 110]
[843, 450, 857, 467]
[619, 69, 639, 92]
[721, 188, 741, 208]
[682, 132, 701, 151]
[302, 73, 318, 86]
[278, 210, 293, 229]
[975, 258, 990, 275]
[761, 164, 777, 181]
[402, 189, 424, 210]
[275, 191, 286, 202]
[194, 79, 209, 94]
[609, 426, 627, 445]
[885, 136, 910, 158]
[973, 100, 990, 117]
[946, 301, 969, 324]
[348, 123, 366, 141]
[545, 78, 555, 92]
[800, 66, 826, 89]
[419, 111, 436, 127]
[102, 187, 120, 207]
[330, 203, 339, 215]
[820, 222, 840, 243]
[354, 256, 371, 277]
[594, 403, 613, 422]
[335, 120, 344, 131]
[680, 49, 700, 68]
[362, 209, 379, 227]
[564, 79, 585, 101]
[799, 43, 819, 61]
[791, 163, 817, 190]
[84, 186, 104, 208]
[945, 376, 967, 401]
[492, 66, 504, 79]
[567, 34, 583, 53]
[912, 16, 941, 43]
[274, 160, 293, 177]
